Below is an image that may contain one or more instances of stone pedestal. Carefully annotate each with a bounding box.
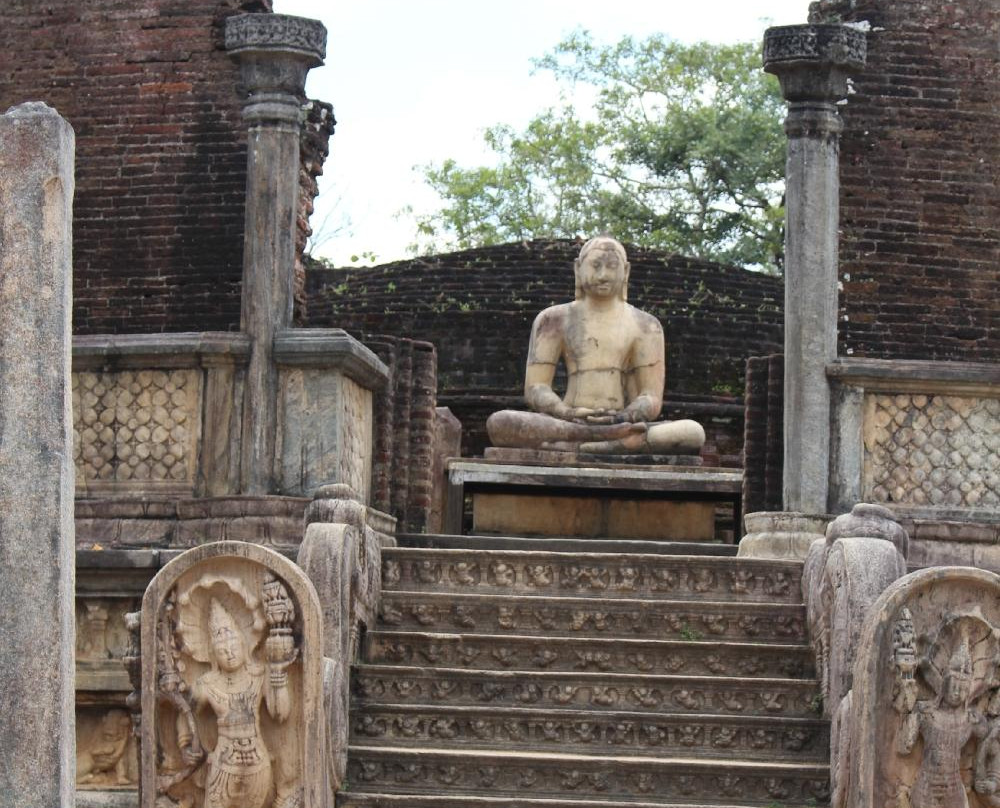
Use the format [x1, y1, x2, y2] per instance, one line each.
[738, 511, 830, 560]
[448, 459, 742, 542]
[0, 102, 76, 808]
[763, 25, 866, 514]
[225, 14, 327, 495]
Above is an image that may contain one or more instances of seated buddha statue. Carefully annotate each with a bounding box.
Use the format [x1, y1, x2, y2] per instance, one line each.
[486, 236, 705, 455]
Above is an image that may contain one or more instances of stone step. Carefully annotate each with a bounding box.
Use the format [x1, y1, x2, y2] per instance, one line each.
[397, 532, 740, 557]
[382, 548, 802, 604]
[353, 666, 822, 719]
[349, 704, 829, 763]
[379, 591, 806, 643]
[338, 795, 822, 808]
[343, 746, 830, 806]
[364, 631, 812, 679]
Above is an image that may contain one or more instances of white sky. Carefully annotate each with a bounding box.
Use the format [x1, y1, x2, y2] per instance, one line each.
[273, 0, 812, 266]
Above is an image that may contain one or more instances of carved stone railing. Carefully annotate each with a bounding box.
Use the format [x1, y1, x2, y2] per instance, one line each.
[297, 483, 395, 788]
[72, 329, 387, 502]
[828, 358, 1000, 521]
[802, 503, 909, 722]
[73, 333, 250, 498]
[835, 567, 1000, 808]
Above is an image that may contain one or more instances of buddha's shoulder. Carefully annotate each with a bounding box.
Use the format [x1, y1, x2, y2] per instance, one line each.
[625, 304, 663, 335]
[532, 302, 572, 327]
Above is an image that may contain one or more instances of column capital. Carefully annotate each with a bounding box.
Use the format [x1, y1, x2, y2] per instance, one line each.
[225, 13, 327, 126]
[763, 24, 866, 105]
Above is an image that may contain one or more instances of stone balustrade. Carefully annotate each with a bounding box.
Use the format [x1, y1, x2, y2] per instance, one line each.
[73, 329, 387, 502]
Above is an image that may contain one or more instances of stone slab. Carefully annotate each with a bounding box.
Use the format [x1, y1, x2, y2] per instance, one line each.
[0, 101, 76, 808]
[396, 532, 739, 556]
[484, 447, 703, 466]
[473, 491, 717, 541]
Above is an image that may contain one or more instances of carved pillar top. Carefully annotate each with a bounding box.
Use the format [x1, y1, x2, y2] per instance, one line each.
[764, 24, 866, 99]
[225, 13, 328, 126]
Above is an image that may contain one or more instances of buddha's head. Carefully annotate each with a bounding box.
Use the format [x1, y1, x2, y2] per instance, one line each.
[209, 599, 246, 673]
[574, 236, 629, 302]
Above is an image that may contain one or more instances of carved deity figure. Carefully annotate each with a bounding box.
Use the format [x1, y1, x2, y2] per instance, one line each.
[486, 236, 705, 455]
[894, 613, 999, 808]
[159, 575, 300, 808]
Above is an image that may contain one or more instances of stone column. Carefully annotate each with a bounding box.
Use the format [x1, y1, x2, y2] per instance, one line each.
[763, 25, 866, 514]
[0, 102, 76, 807]
[226, 13, 327, 494]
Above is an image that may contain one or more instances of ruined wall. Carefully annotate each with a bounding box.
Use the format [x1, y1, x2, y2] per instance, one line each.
[363, 336, 438, 533]
[0, 0, 273, 334]
[810, 0, 1000, 361]
[308, 240, 784, 462]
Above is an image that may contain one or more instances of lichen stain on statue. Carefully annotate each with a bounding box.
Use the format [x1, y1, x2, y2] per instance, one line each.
[889, 605, 1000, 808]
[152, 563, 304, 808]
[486, 236, 705, 456]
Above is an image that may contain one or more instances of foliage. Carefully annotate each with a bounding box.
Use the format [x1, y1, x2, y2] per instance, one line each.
[411, 32, 787, 272]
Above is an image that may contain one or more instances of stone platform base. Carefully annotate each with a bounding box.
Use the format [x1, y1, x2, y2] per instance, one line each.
[448, 459, 742, 542]
[485, 446, 703, 466]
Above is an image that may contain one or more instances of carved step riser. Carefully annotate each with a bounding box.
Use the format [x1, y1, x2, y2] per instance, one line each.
[353, 668, 823, 719]
[337, 795, 824, 808]
[365, 632, 813, 679]
[380, 592, 807, 643]
[350, 708, 830, 762]
[346, 749, 831, 806]
[382, 550, 803, 604]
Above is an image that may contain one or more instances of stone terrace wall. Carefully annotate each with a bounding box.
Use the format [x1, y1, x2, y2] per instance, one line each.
[0, 0, 332, 335]
[307, 240, 784, 460]
[810, 0, 1000, 362]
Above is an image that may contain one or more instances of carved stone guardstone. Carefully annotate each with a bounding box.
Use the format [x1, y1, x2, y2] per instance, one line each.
[844, 567, 1000, 808]
[139, 541, 328, 808]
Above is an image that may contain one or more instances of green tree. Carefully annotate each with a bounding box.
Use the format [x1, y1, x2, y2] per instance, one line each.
[411, 32, 786, 273]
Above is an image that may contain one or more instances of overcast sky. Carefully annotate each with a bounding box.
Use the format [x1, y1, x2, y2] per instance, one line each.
[273, 0, 812, 265]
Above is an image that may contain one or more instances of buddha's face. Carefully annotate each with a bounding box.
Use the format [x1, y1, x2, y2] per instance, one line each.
[577, 244, 628, 300]
[212, 628, 246, 673]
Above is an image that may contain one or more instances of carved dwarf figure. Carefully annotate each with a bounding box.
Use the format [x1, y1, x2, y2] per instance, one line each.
[486, 236, 705, 455]
[77, 709, 133, 786]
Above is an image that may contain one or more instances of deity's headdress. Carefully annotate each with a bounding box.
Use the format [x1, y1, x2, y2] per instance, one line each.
[209, 598, 239, 640]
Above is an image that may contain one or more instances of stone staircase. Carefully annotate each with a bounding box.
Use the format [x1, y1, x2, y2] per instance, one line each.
[337, 536, 829, 808]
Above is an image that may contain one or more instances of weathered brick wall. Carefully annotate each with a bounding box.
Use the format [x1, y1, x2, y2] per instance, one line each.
[810, 0, 1000, 361]
[308, 240, 785, 461]
[0, 0, 274, 334]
